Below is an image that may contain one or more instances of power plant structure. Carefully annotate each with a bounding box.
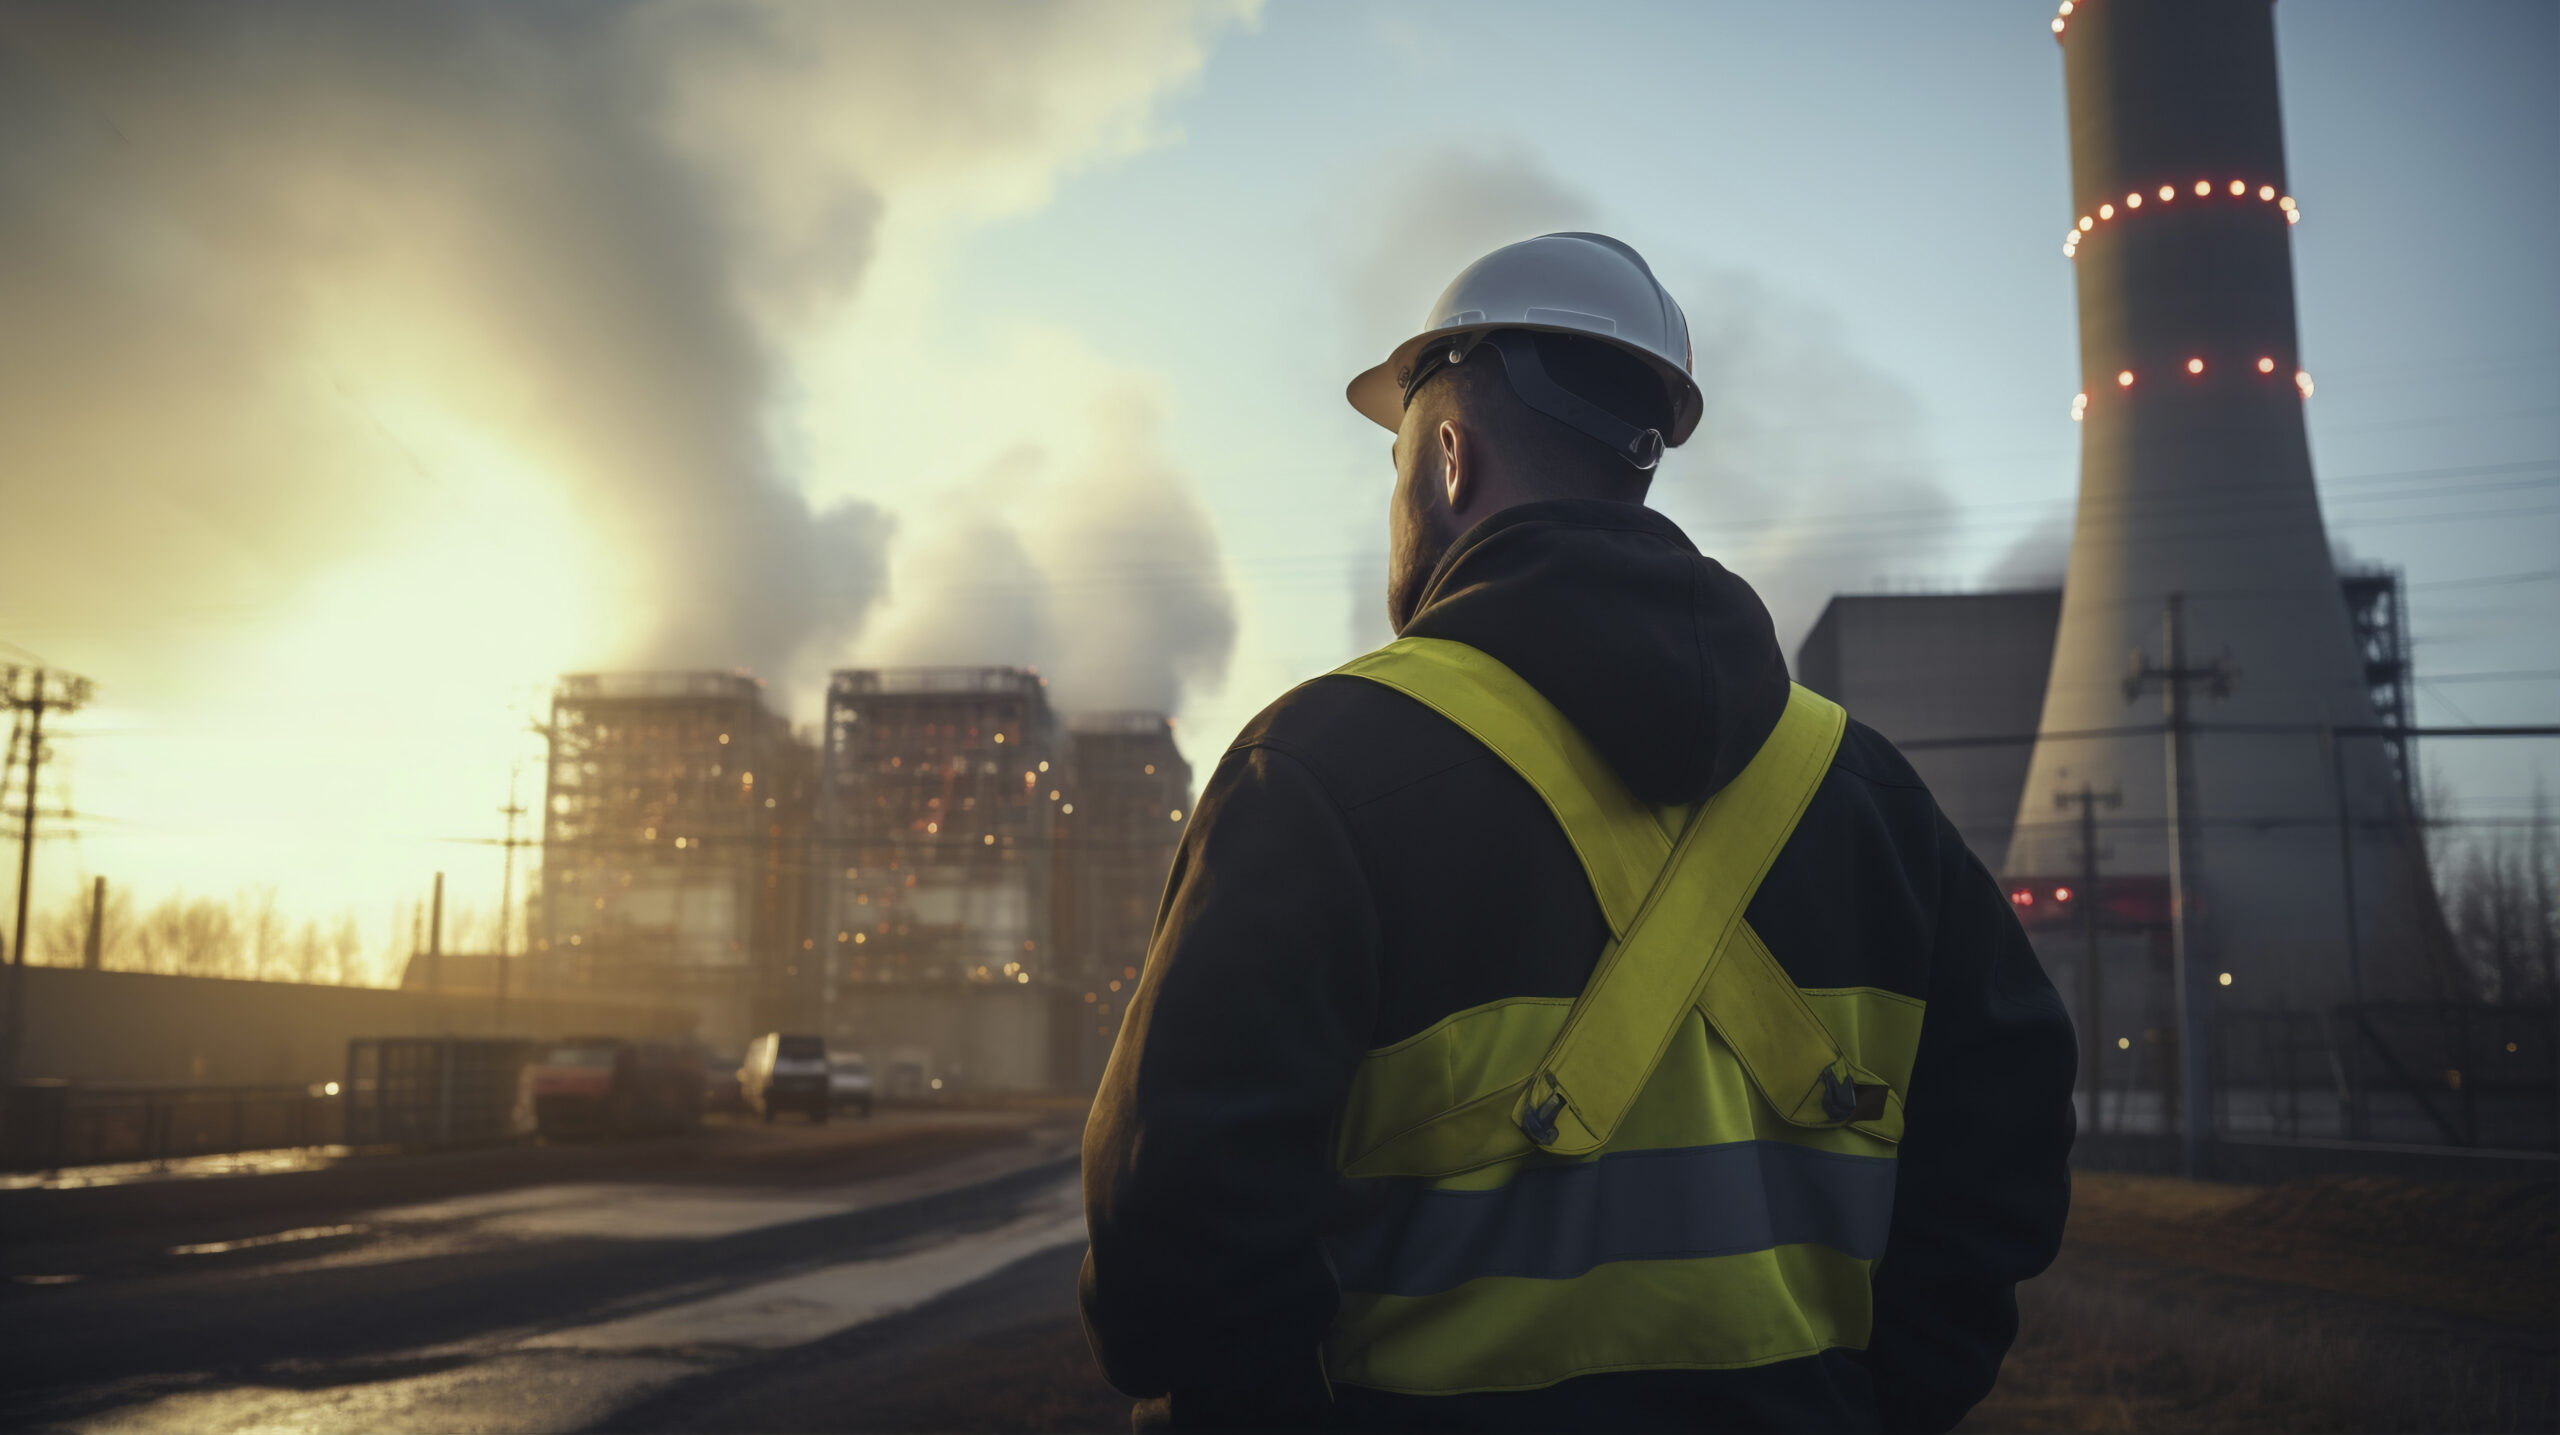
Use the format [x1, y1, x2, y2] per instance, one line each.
[2024, 0, 2452, 1153]
[533, 672, 816, 1054]
[1805, 0, 2548, 1166]
[525, 666, 1188, 1092]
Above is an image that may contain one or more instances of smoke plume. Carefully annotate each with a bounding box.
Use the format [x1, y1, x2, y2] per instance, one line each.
[867, 391, 1237, 716]
[0, 0, 1242, 690]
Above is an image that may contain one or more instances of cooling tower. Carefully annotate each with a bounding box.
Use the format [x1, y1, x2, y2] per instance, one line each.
[2007, 0, 2444, 1023]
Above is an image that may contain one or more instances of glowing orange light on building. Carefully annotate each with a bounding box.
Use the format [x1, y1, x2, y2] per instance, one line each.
[2230, 179, 2246, 196]
[2278, 195, 2296, 211]
[2126, 192, 2142, 209]
[2099, 203, 2114, 220]
[2011, 888, 2035, 907]
[2187, 357, 2205, 375]
[2158, 185, 2175, 201]
[2296, 371, 2314, 398]
[2079, 216, 2094, 232]
[2285, 209, 2300, 224]
[2054, 887, 2073, 903]
[2057, 0, 2072, 13]
[2196, 180, 2212, 196]
[2051, 16, 2065, 31]
[2259, 185, 2276, 200]
[2117, 370, 2136, 388]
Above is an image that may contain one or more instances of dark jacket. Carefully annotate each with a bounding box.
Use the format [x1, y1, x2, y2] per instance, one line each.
[1080, 500, 2076, 1433]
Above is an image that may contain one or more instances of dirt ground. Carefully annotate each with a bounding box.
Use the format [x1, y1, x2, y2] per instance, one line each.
[1964, 1172, 2558, 1433]
[604, 1165, 2559, 1433]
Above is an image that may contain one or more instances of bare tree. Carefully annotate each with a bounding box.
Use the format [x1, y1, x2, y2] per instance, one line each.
[2442, 782, 2558, 1003]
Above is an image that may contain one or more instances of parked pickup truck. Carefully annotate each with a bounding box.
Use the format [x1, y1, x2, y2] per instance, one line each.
[738, 1032, 833, 1123]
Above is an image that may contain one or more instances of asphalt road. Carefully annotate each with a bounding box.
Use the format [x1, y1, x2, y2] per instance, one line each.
[0, 1110, 1131, 1434]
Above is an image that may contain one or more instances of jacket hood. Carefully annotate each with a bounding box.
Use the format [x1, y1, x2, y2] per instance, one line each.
[1400, 499, 1791, 807]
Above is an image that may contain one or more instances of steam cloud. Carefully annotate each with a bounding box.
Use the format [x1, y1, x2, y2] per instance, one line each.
[0, 1, 1240, 694]
[868, 394, 1237, 716]
[1339, 145, 1956, 655]
[0, 4, 892, 685]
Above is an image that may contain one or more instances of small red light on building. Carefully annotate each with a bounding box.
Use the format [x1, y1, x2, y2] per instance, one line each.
[2010, 889, 2035, 907]
[2054, 886, 2073, 903]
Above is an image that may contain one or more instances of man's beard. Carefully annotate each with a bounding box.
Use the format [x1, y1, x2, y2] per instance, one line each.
[1384, 470, 1459, 637]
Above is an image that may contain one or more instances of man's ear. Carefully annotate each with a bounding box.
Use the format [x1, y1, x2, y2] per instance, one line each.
[1439, 418, 1466, 511]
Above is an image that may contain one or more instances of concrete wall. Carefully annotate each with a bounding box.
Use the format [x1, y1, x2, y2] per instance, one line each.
[1796, 590, 2061, 864]
[14, 966, 695, 1087]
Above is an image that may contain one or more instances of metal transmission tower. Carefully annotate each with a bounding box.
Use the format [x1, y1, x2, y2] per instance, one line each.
[2011, 0, 2444, 1068]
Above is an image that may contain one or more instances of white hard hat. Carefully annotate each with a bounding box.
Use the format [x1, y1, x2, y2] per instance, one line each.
[1347, 232, 1703, 453]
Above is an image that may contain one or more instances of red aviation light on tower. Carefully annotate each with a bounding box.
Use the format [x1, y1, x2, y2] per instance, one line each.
[2187, 357, 2206, 375]
[2258, 356, 2277, 373]
[2062, 176, 2303, 264]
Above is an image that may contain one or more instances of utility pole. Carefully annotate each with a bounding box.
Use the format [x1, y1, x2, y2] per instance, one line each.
[83, 877, 106, 971]
[427, 871, 445, 995]
[496, 775, 526, 1033]
[2056, 781, 2121, 1131]
[2, 666, 96, 1096]
[2124, 596, 2234, 1177]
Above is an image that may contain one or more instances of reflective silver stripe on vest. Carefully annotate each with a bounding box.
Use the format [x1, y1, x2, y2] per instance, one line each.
[1327, 1141, 1895, 1299]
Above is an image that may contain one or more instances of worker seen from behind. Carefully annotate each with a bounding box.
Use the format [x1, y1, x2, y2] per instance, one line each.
[1080, 232, 2076, 1432]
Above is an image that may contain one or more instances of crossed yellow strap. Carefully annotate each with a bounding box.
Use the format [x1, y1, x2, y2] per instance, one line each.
[1334, 638, 1904, 1167]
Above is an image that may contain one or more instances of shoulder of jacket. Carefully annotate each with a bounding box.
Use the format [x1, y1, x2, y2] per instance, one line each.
[1826, 717, 1932, 793]
[1223, 672, 1503, 813]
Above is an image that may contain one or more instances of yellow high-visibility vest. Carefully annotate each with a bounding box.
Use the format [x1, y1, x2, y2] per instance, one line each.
[1321, 637, 1922, 1396]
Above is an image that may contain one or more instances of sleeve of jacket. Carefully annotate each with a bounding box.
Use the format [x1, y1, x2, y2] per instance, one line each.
[1079, 739, 1382, 1426]
[1866, 820, 2078, 1434]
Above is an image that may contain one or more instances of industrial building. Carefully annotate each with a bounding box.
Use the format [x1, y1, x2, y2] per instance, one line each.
[1800, 573, 2411, 875]
[798, 668, 1190, 1096]
[813, 667, 1067, 1094]
[527, 664, 1192, 1096]
[1059, 711, 1192, 1088]
[533, 672, 816, 1054]
[1795, 590, 2060, 863]
[1794, 0, 2542, 1162]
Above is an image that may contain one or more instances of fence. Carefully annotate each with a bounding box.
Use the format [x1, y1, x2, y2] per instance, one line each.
[342, 1037, 531, 1147]
[1, 1079, 341, 1172]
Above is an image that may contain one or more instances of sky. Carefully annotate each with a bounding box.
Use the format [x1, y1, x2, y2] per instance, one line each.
[2, 0, 2553, 969]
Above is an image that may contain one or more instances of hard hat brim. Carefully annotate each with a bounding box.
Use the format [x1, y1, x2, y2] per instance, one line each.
[1346, 322, 1704, 447]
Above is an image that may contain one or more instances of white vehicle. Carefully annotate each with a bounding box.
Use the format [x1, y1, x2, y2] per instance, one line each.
[828, 1054, 875, 1117]
[737, 1032, 831, 1123]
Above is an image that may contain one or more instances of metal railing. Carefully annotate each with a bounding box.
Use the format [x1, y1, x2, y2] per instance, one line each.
[2, 1080, 341, 1172]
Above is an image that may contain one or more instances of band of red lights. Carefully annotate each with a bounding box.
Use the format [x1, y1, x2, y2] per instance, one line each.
[2070, 360, 2313, 420]
[2062, 179, 2298, 259]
